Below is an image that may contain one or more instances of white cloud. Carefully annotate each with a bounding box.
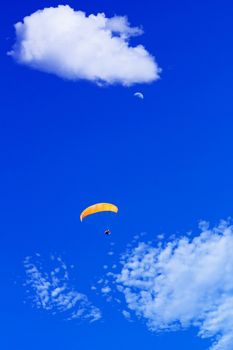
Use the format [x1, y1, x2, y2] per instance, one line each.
[112, 220, 233, 350]
[101, 286, 111, 294]
[122, 309, 131, 320]
[9, 5, 160, 86]
[24, 254, 101, 322]
[108, 251, 114, 256]
[157, 234, 165, 240]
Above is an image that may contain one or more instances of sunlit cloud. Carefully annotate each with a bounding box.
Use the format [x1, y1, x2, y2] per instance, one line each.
[10, 5, 160, 86]
[23, 254, 101, 323]
[102, 220, 233, 350]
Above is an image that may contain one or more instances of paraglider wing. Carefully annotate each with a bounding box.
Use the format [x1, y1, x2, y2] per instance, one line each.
[80, 203, 118, 221]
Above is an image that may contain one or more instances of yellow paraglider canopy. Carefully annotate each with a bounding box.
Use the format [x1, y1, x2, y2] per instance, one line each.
[80, 203, 118, 222]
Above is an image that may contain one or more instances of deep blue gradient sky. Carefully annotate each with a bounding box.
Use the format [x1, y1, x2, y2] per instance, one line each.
[1, 0, 233, 349]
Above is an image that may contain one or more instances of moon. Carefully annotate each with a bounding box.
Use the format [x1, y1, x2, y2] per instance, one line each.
[134, 92, 144, 99]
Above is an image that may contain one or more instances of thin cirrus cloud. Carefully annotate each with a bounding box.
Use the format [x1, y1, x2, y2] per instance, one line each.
[9, 5, 160, 86]
[101, 220, 233, 350]
[23, 254, 101, 322]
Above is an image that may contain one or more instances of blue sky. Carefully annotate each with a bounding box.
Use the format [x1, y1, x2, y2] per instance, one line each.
[1, 1, 233, 349]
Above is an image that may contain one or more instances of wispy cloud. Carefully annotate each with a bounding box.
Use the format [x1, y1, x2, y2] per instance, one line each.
[23, 254, 101, 323]
[9, 5, 160, 86]
[105, 220, 233, 350]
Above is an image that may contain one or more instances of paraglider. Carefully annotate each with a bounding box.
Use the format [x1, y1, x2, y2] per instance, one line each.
[80, 203, 118, 235]
[80, 203, 118, 221]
